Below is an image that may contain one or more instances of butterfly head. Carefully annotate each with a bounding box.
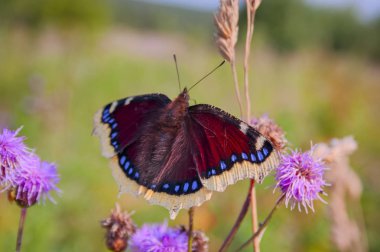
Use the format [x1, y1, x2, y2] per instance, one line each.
[180, 87, 190, 101]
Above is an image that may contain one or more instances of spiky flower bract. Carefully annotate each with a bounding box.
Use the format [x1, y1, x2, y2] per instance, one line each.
[13, 156, 60, 207]
[250, 114, 287, 151]
[0, 128, 31, 188]
[101, 204, 136, 252]
[129, 222, 188, 252]
[275, 148, 328, 213]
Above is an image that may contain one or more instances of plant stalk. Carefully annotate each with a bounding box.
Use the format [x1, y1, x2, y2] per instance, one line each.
[16, 207, 28, 252]
[219, 181, 254, 252]
[250, 181, 259, 251]
[188, 207, 194, 252]
[230, 61, 244, 118]
[244, 1, 260, 250]
[235, 194, 286, 252]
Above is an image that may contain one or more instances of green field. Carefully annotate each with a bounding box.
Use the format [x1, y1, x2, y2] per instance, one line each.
[1, 4, 379, 251]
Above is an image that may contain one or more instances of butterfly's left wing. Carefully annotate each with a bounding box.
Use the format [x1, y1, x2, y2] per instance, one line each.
[187, 104, 280, 192]
[93, 93, 171, 157]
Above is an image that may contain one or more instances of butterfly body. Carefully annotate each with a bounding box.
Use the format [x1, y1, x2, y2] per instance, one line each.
[94, 88, 279, 218]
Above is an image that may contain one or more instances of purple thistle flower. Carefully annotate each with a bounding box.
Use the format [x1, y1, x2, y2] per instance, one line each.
[0, 127, 32, 188]
[129, 222, 188, 252]
[13, 155, 60, 207]
[275, 148, 328, 213]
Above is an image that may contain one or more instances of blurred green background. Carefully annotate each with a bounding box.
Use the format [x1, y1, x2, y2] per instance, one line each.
[0, 0, 379, 251]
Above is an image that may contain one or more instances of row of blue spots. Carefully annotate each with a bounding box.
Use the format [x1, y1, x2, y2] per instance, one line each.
[160, 179, 200, 195]
[102, 108, 110, 122]
[206, 146, 273, 179]
[101, 108, 117, 129]
[112, 140, 119, 149]
[101, 108, 118, 132]
[119, 155, 139, 181]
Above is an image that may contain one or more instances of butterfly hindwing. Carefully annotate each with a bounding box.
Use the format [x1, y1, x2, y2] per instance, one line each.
[188, 104, 280, 192]
[110, 130, 212, 219]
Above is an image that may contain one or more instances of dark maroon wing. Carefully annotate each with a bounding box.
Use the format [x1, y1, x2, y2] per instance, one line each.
[93, 94, 171, 158]
[187, 104, 280, 192]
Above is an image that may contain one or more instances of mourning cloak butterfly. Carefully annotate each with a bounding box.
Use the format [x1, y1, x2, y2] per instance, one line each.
[93, 88, 279, 219]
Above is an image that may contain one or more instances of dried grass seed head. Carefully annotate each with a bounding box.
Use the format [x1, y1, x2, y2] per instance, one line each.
[215, 0, 239, 62]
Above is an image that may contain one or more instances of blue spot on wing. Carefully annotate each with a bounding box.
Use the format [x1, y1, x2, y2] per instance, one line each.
[257, 151, 264, 162]
[134, 172, 139, 179]
[124, 161, 130, 170]
[128, 167, 133, 175]
[183, 182, 189, 192]
[220, 161, 227, 170]
[111, 132, 118, 139]
[231, 154, 237, 162]
[192, 180, 198, 191]
[120, 156, 126, 165]
[242, 152, 248, 160]
[263, 147, 269, 157]
[251, 153, 257, 162]
[174, 185, 180, 193]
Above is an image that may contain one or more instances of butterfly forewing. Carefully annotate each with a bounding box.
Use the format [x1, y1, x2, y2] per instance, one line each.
[188, 104, 280, 192]
[93, 94, 171, 157]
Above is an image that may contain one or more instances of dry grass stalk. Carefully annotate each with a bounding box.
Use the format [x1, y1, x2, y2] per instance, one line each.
[215, 0, 243, 117]
[243, 0, 261, 122]
[243, 2, 262, 250]
[314, 137, 367, 252]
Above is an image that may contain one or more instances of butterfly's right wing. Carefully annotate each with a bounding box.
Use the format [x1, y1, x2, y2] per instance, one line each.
[187, 104, 280, 192]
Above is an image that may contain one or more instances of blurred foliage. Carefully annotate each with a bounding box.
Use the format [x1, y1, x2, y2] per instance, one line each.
[251, 0, 380, 61]
[0, 0, 110, 28]
[2, 0, 379, 61]
[110, 0, 214, 40]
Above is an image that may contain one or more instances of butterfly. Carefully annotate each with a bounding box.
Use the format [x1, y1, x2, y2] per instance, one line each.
[93, 88, 279, 219]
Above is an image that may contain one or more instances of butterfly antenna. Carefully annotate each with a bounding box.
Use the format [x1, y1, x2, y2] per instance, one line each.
[188, 60, 225, 92]
[173, 54, 181, 92]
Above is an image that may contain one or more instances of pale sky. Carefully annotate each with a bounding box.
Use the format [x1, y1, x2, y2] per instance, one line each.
[143, 0, 380, 21]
